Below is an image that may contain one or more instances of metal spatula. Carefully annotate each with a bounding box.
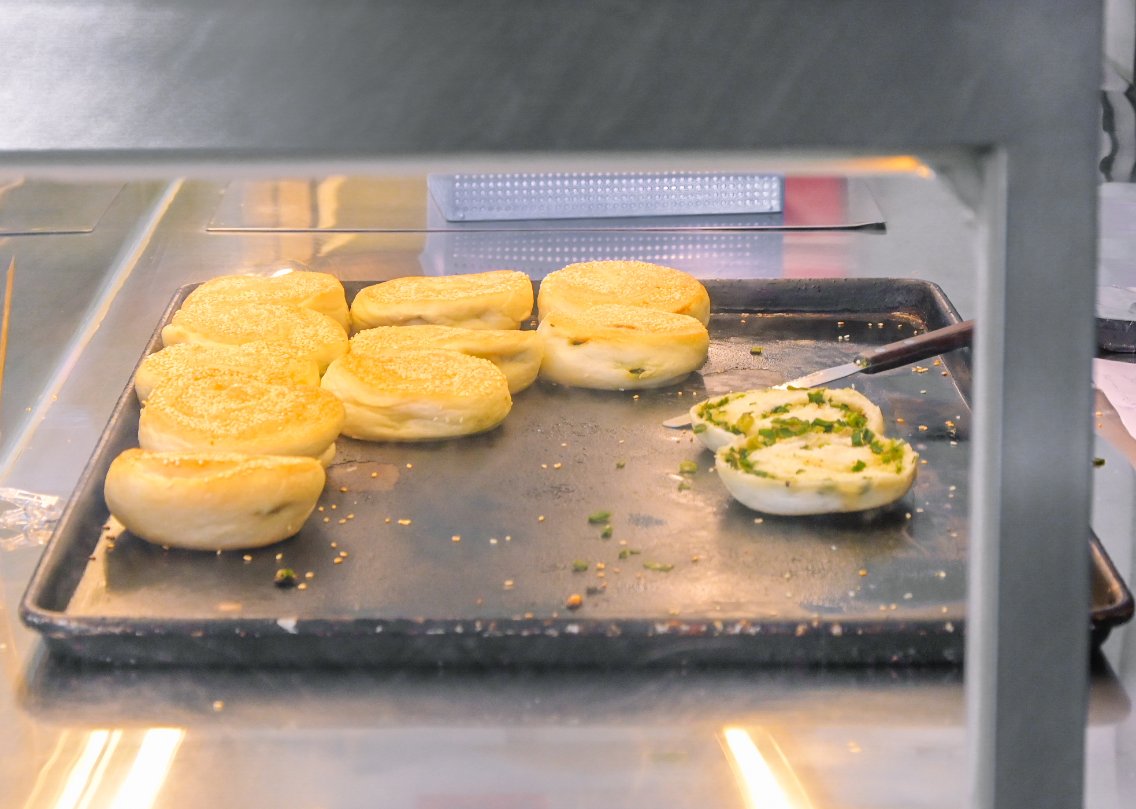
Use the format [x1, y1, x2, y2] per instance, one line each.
[662, 318, 974, 428]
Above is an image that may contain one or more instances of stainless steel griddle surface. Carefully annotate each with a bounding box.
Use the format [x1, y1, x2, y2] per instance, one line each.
[20, 279, 1133, 666]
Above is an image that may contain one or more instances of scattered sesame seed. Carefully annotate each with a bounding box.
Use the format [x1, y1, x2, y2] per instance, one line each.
[398, 518, 412, 526]
[371, 471, 378, 478]
[553, 462, 562, 470]
[452, 535, 461, 543]
[333, 557, 344, 565]
[338, 518, 347, 525]
[503, 579, 515, 590]
[242, 554, 253, 563]
[297, 583, 308, 591]
[859, 568, 869, 577]
[339, 486, 348, 493]
[305, 571, 314, 579]
[212, 700, 224, 712]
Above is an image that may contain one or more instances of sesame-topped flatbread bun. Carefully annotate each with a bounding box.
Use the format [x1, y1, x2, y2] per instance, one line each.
[537, 260, 710, 325]
[161, 301, 348, 373]
[320, 349, 512, 442]
[350, 270, 534, 331]
[537, 303, 709, 390]
[104, 449, 326, 551]
[181, 269, 350, 331]
[350, 325, 543, 394]
[139, 376, 345, 466]
[689, 387, 887, 452]
[715, 428, 918, 515]
[134, 341, 321, 403]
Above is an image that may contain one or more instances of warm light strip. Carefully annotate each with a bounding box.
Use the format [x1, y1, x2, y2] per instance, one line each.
[722, 727, 795, 809]
[71, 729, 121, 809]
[106, 728, 185, 809]
[51, 730, 109, 809]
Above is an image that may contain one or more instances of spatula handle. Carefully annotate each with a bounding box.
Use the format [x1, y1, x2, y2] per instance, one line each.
[858, 319, 975, 374]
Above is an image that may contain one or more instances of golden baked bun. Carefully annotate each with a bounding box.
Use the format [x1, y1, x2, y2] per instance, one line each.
[139, 376, 345, 465]
[320, 349, 512, 441]
[350, 270, 534, 331]
[104, 449, 325, 551]
[134, 341, 320, 403]
[181, 270, 350, 331]
[689, 387, 887, 452]
[161, 301, 348, 373]
[350, 325, 543, 394]
[537, 260, 710, 325]
[537, 303, 709, 390]
[715, 429, 918, 515]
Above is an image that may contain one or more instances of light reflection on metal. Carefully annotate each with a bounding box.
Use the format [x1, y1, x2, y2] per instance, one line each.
[106, 727, 185, 809]
[721, 726, 813, 809]
[51, 729, 120, 809]
[21, 727, 184, 809]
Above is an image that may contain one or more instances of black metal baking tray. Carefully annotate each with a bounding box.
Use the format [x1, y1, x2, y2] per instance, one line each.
[20, 279, 1134, 666]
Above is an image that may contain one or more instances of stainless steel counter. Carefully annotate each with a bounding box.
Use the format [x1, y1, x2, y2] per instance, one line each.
[0, 171, 1132, 807]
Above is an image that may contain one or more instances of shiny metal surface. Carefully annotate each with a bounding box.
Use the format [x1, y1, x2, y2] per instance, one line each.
[0, 171, 1131, 807]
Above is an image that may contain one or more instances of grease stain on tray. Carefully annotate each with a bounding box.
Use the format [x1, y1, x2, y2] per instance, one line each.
[325, 461, 400, 492]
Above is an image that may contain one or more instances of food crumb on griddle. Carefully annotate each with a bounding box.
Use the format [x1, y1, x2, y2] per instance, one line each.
[565, 593, 584, 610]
